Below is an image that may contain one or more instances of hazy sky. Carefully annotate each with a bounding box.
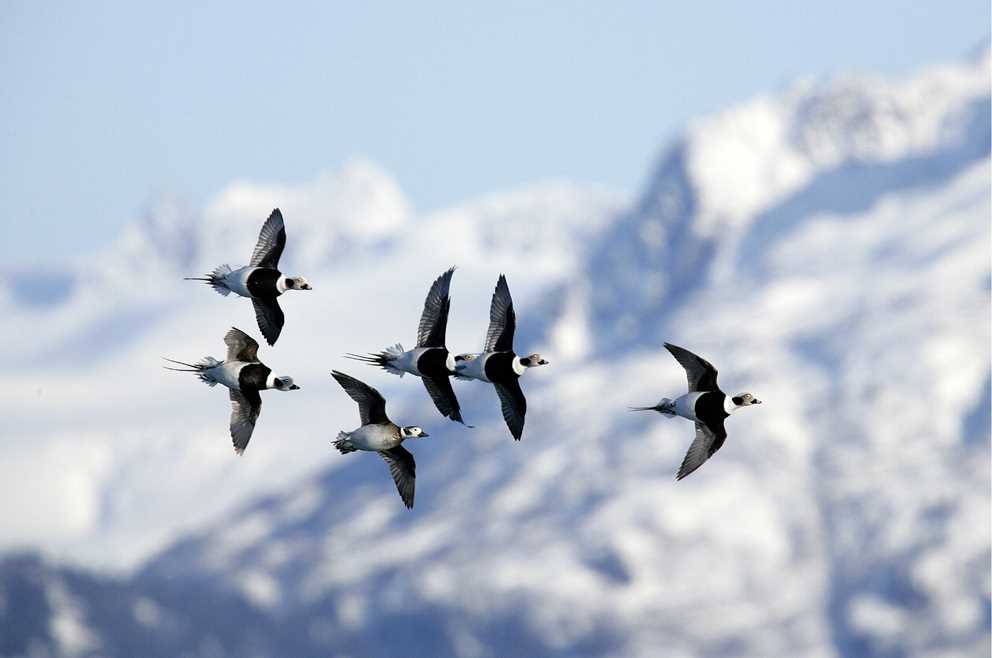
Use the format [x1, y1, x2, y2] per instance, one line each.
[1, 1, 988, 267]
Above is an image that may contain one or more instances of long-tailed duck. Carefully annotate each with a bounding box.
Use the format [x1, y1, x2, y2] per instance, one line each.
[345, 267, 467, 424]
[185, 208, 311, 345]
[631, 342, 761, 480]
[454, 274, 548, 440]
[164, 327, 299, 454]
[330, 370, 429, 509]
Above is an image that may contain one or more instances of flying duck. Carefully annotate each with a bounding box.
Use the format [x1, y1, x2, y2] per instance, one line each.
[185, 208, 311, 345]
[345, 267, 467, 424]
[454, 274, 548, 440]
[331, 370, 429, 509]
[164, 327, 300, 454]
[631, 342, 762, 480]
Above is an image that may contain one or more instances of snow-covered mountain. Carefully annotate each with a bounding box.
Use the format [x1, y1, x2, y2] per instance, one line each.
[1, 49, 988, 658]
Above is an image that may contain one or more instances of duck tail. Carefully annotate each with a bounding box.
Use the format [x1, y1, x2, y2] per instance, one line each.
[333, 432, 356, 454]
[629, 397, 675, 416]
[163, 356, 222, 386]
[343, 343, 406, 377]
[184, 264, 233, 296]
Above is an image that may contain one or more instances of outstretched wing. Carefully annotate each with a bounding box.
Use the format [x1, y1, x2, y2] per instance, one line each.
[676, 421, 727, 480]
[421, 373, 465, 424]
[229, 388, 262, 455]
[224, 327, 260, 362]
[664, 342, 719, 392]
[379, 446, 416, 509]
[417, 267, 454, 348]
[252, 297, 285, 346]
[331, 370, 389, 425]
[249, 209, 287, 269]
[494, 378, 527, 440]
[484, 274, 516, 352]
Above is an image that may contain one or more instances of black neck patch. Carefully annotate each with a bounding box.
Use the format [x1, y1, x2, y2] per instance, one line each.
[484, 351, 519, 383]
[246, 268, 282, 298]
[417, 347, 452, 377]
[695, 391, 730, 426]
[239, 363, 272, 391]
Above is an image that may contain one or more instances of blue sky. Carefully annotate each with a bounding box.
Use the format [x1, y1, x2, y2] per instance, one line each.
[1, 1, 988, 267]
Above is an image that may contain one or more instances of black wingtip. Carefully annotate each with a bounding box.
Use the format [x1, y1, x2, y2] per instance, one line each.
[449, 414, 474, 428]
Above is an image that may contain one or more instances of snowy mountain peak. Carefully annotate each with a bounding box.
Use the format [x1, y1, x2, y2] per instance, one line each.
[0, 50, 988, 658]
[684, 46, 990, 233]
[585, 49, 990, 350]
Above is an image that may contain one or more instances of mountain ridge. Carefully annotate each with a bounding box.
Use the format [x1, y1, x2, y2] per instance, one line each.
[0, 49, 988, 658]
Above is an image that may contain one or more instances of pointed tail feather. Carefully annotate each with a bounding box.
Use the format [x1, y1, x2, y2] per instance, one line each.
[629, 397, 676, 415]
[184, 264, 233, 296]
[163, 356, 222, 386]
[343, 343, 406, 377]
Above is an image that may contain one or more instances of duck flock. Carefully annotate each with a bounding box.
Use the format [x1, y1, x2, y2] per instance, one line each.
[167, 209, 763, 508]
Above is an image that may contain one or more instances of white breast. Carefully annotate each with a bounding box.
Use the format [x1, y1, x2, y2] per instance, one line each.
[348, 424, 400, 451]
[223, 266, 256, 298]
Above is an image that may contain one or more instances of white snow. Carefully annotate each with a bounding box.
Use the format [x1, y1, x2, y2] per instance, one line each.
[0, 46, 988, 658]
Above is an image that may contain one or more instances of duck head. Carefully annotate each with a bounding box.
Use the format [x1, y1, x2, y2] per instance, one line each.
[271, 376, 301, 391]
[731, 392, 762, 407]
[284, 276, 313, 291]
[519, 353, 550, 368]
[401, 426, 430, 439]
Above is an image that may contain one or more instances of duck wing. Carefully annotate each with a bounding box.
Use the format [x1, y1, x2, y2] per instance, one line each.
[224, 327, 260, 362]
[421, 373, 465, 424]
[331, 370, 389, 425]
[252, 297, 285, 346]
[229, 388, 261, 455]
[484, 274, 516, 353]
[664, 342, 719, 392]
[417, 267, 454, 348]
[494, 378, 526, 440]
[676, 420, 727, 480]
[249, 209, 287, 270]
[379, 446, 416, 509]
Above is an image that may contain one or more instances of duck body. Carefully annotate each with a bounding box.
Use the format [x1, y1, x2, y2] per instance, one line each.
[218, 265, 289, 300]
[164, 327, 299, 454]
[377, 345, 456, 379]
[329, 370, 428, 509]
[670, 391, 732, 424]
[455, 350, 527, 383]
[340, 423, 403, 452]
[200, 360, 268, 391]
[630, 342, 762, 480]
[185, 209, 311, 345]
